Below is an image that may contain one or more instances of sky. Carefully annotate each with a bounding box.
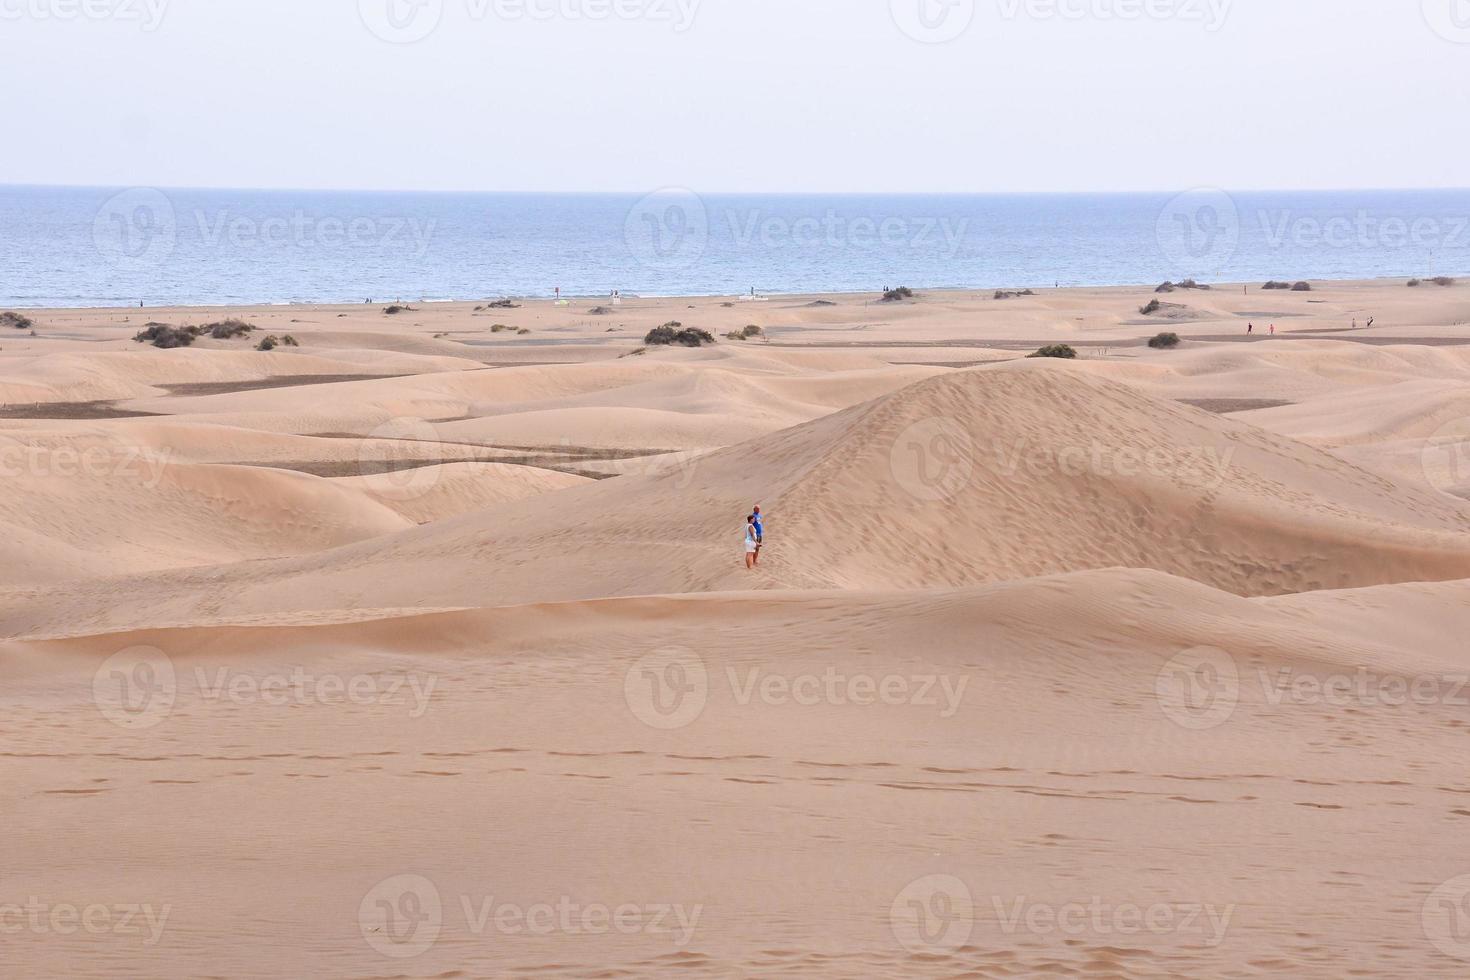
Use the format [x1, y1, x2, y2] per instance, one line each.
[1, 0, 1467, 194]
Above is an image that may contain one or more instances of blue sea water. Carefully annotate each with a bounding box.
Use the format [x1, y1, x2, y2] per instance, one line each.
[1, 184, 1468, 307]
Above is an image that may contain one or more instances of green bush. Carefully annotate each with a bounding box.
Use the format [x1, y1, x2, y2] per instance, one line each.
[645, 323, 716, 347]
[0, 311, 33, 330]
[134, 323, 201, 349]
[1291, 281, 1312, 292]
[1028, 344, 1077, 360]
[1148, 332, 1181, 349]
[1262, 281, 1292, 290]
[881, 286, 915, 302]
[204, 319, 255, 339]
[1140, 299, 1162, 315]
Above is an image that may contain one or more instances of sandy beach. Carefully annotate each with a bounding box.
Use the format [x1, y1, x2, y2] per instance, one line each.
[5, 277, 1470, 977]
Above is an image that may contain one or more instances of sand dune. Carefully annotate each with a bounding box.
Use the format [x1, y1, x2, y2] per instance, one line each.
[334, 461, 589, 523]
[7, 568, 1470, 978]
[0, 452, 413, 581]
[6, 281, 1470, 978]
[7, 358, 1470, 639]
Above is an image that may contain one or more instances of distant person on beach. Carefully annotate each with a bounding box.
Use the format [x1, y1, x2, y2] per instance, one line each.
[744, 515, 759, 569]
[751, 506, 764, 565]
[1367, 317, 1375, 329]
[1270, 324, 1276, 336]
[1248, 323, 1254, 335]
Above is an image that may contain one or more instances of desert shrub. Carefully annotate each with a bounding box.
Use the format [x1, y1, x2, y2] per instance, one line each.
[1408, 278, 1422, 287]
[1291, 281, 1312, 292]
[1177, 279, 1209, 290]
[1148, 332, 1181, 349]
[133, 323, 201, 349]
[203, 319, 255, 339]
[256, 335, 279, 351]
[1140, 299, 1162, 315]
[645, 324, 715, 347]
[486, 299, 519, 309]
[994, 289, 1036, 299]
[382, 305, 418, 315]
[1028, 344, 1077, 359]
[0, 311, 33, 330]
[1262, 281, 1292, 290]
[517, 328, 531, 335]
[588, 306, 612, 315]
[283, 335, 299, 346]
[881, 286, 915, 302]
[725, 324, 764, 341]
[490, 323, 512, 333]
[1155, 282, 1176, 293]
[1433, 276, 1456, 286]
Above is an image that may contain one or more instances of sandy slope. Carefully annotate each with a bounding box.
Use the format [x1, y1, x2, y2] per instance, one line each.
[10, 359, 1468, 640]
[5, 280, 1470, 978]
[5, 569, 1470, 978]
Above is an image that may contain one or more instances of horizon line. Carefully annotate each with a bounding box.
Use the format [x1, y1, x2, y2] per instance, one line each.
[5, 181, 1470, 197]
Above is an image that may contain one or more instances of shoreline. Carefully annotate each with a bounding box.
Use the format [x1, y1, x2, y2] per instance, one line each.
[3, 274, 1460, 316]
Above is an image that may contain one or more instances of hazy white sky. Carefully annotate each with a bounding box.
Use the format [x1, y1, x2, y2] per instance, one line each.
[2, 0, 1467, 193]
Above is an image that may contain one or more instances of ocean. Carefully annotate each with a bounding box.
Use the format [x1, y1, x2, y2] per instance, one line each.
[1, 184, 1468, 307]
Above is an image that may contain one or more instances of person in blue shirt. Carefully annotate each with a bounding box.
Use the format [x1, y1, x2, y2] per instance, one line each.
[751, 506, 764, 565]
